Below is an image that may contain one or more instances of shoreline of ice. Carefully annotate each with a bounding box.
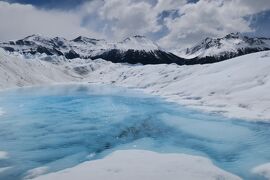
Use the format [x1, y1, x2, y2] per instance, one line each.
[0, 108, 5, 116]
[252, 163, 270, 179]
[1, 49, 270, 121]
[31, 150, 241, 180]
[0, 151, 8, 159]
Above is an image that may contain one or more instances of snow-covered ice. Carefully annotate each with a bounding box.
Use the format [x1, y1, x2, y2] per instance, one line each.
[24, 167, 49, 180]
[0, 107, 4, 116]
[32, 150, 241, 180]
[0, 167, 12, 174]
[0, 151, 8, 159]
[0, 151, 10, 175]
[0, 49, 79, 89]
[252, 163, 270, 179]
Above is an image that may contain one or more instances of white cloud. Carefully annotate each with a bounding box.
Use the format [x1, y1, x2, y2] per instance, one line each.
[153, 0, 186, 12]
[80, 0, 186, 40]
[0, 0, 269, 49]
[0, 1, 102, 41]
[158, 0, 270, 49]
[99, 0, 161, 39]
[237, 0, 270, 14]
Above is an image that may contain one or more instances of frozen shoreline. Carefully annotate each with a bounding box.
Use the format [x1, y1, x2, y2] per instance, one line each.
[31, 150, 241, 180]
[252, 163, 270, 179]
[2, 49, 270, 121]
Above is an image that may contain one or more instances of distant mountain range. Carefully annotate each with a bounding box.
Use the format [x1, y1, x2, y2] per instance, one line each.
[1, 33, 269, 65]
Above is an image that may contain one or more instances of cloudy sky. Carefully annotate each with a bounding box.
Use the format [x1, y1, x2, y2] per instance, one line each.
[0, 0, 269, 49]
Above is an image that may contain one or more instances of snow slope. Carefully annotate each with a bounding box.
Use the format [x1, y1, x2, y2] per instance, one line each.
[0, 49, 80, 89]
[32, 150, 241, 180]
[1, 49, 270, 121]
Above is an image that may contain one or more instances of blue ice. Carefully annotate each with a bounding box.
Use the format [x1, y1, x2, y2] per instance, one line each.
[0, 84, 269, 180]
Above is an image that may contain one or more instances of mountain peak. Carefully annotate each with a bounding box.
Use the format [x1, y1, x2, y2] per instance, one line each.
[224, 32, 242, 39]
[121, 35, 149, 43]
[72, 36, 105, 44]
[23, 34, 40, 39]
[124, 35, 146, 40]
[118, 35, 159, 51]
[22, 34, 48, 41]
[172, 33, 270, 59]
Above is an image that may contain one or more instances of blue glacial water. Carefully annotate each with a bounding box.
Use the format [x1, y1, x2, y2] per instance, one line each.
[0, 84, 269, 180]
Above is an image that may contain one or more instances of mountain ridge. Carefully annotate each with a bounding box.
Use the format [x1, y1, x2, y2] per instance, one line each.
[0, 34, 185, 65]
[1, 33, 270, 65]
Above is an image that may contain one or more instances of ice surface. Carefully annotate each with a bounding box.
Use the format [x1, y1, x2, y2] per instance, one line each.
[252, 163, 270, 179]
[0, 85, 270, 180]
[0, 151, 8, 159]
[33, 150, 240, 180]
[0, 167, 12, 174]
[0, 108, 4, 116]
[24, 167, 49, 179]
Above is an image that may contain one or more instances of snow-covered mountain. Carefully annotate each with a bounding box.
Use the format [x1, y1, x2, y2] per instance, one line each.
[89, 35, 185, 64]
[0, 34, 184, 65]
[1, 33, 270, 65]
[173, 33, 270, 62]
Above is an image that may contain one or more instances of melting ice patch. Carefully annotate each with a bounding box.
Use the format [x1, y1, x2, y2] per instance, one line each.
[252, 163, 270, 179]
[0, 167, 12, 174]
[0, 107, 5, 116]
[24, 167, 49, 180]
[0, 85, 269, 180]
[0, 151, 10, 175]
[0, 151, 8, 159]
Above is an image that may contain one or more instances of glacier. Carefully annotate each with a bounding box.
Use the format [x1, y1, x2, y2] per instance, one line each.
[1, 39, 270, 180]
